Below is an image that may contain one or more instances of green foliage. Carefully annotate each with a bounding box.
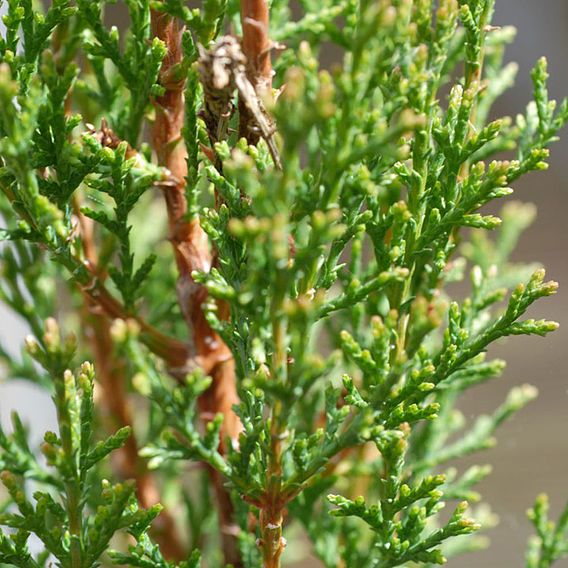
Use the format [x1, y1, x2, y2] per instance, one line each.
[0, 319, 169, 568]
[526, 495, 568, 568]
[0, 0, 566, 567]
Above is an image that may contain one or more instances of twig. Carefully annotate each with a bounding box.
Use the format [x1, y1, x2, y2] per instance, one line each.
[150, 10, 242, 567]
[77, 265, 189, 367]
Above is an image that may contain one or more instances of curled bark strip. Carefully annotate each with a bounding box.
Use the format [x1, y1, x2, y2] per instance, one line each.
[198, 36, 281, 168]
[86, 119, 138, 158]
[198, 37, 244, 148]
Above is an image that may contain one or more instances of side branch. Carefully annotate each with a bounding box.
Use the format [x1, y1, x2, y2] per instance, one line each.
[78, 268, 189, 368]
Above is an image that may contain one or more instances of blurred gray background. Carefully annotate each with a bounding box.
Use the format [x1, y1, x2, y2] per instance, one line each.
[1, 1, 568, 566]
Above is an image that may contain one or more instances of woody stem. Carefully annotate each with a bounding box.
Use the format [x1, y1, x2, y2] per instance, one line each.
[239, 0, 273, 143]
[150, 9, 243, 567]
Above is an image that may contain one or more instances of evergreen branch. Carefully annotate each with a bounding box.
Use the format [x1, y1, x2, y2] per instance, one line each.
[526, 494, 568, 568]
[74, 200, 185, 560]
[0, 0, 567, 566]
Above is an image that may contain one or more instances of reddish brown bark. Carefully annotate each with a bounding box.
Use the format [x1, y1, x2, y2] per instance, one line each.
[240, 0, 272, 93]
[259, 497, 286, 568]
[239, 0, 273, 143]
[150, 10, 242, 567]
[149, 10, 237, 391]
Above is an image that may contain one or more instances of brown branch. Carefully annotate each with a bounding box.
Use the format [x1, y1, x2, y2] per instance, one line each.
[239, 0, 273, 143]
[75, 207, 186, 561]
[77, 268, 190, 368]
[150, 9, 242, 567]
[149, 11, 234, 381]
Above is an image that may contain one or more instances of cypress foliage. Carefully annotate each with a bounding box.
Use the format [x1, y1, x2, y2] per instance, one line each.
[0, 1, 567, 566]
